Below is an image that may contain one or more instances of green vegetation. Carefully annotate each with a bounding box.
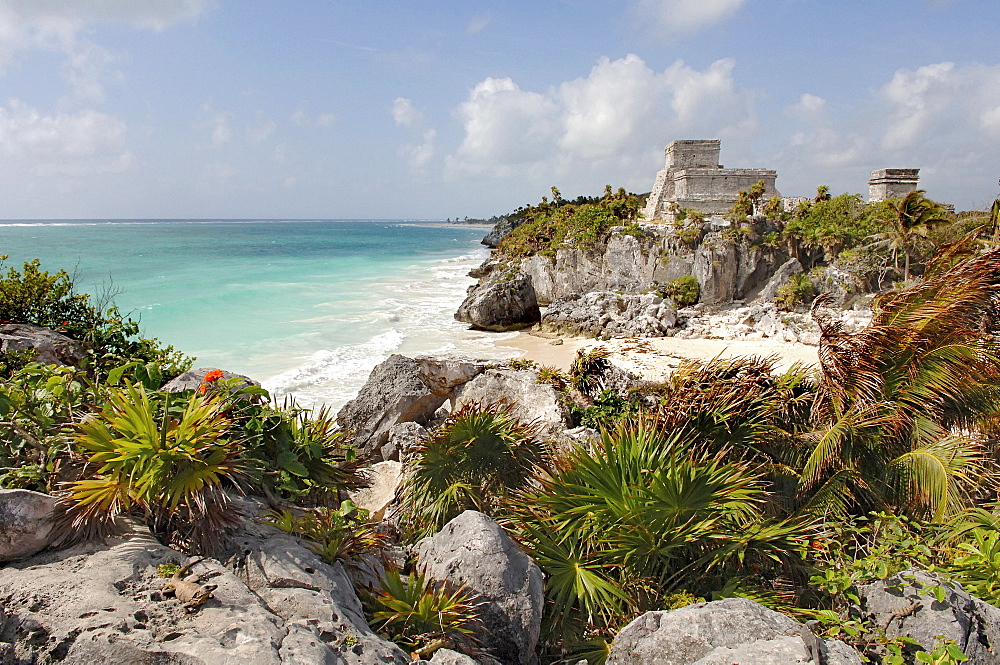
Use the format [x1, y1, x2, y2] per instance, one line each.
[661, 275, 700, 307]
[367, 567, 484, 658]
[775, 273, 818, 311]
[0, 257, 191, 379]
[496, 186, 643, 259]
[401, 400, 550, 539]
[9, 193, 1000, 662]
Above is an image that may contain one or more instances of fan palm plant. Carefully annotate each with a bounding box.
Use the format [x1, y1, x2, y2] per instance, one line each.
[62, 383, 247, 551]
[402, 400, 550, 539]
[803, 240, 1000, 520]
[508, 417, 814, 639]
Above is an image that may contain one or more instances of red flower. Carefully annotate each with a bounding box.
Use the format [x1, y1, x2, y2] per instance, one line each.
[203, 370, 225, 382]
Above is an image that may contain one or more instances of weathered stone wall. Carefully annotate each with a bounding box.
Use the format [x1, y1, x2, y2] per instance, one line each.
[869, 168, 919, 201]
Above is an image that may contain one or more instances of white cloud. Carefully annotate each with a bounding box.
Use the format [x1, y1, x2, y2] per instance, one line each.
[0, 99, 130, 175]
[880, 62, 955, 150]
[292, 109, 336, 128]
[392, 97, 421, 128]
[446, 54, 754, 180]
[0, 1, 211, 100]
[780, 61, 1000, 205]
[466, 15, 491, 35]
[247, 117, 276, 144]
[633, 0, 745, 37]
[401, 129, 437, 170]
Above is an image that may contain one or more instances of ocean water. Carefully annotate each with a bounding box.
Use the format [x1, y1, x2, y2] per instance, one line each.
[0, 219, 517, 408]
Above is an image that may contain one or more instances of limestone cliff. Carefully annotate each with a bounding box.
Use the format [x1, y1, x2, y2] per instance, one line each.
[457, 218, 788, 331]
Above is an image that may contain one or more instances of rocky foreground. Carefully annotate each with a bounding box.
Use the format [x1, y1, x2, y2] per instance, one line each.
[4, 355, 1000, 664]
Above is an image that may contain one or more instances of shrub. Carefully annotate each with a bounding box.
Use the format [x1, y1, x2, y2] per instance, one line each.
[0, 257, 192, 379]
[775, 274, 817, 310]
[265, 500, 388, 566]
[510, 417, 813, 642]
[662, 275, 700, 307]
[63, 384, 245, 552]
[402, 400, 549, 539]
[368, 567, 483, 658]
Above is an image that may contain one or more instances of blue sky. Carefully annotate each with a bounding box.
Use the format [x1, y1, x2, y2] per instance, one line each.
[0, 0, 998, 219]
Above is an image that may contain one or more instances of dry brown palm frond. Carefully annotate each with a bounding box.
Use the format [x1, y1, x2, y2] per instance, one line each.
[804, 242, 1000, 519]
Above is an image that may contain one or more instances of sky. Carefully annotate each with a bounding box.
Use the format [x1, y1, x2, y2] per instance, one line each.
[0, 0, 998, 219]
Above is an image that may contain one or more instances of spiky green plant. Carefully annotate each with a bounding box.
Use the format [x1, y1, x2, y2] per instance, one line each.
[62, 383, 246, 551]
[402, 400, 549, 539]
[368, 567, 483, 658]
[264, 500, 388, 565]
[509, 417, 814, 642]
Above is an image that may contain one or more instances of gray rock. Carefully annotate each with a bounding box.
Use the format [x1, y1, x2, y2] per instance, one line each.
[160, 367, 259, 393]
[349, 461, 403, 522]
[455, 268, 540, 332]
[857, 568, 1000, 664]
[0, 489, 57, 563]
[0, 511, 410, 665]
[382, 421, 429, 464]
[453, 369, 571, 435]
[692, 634, 862, 664]
[482, 219, 526, 249]
[415, 511, 544, 665]
[414, 356, 489, 395]
[0, 323, 87, 366]
[606, 598, 861, 665]
[539, 292, 677, 339]
[431, 648, 482, 664]
[757, 257, 804, 302]
[337, 355, 447, 460]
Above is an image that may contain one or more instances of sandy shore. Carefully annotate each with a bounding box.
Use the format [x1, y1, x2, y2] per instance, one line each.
[496, 331, 819, 381]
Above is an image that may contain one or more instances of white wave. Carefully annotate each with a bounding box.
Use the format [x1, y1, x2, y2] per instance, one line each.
[262, 329, 405, 406]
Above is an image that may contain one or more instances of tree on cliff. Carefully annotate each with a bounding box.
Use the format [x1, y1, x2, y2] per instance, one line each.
[875, 190, 951, 281]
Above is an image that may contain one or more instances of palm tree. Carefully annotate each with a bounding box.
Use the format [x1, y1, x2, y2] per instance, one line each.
[802, 241, 1000, 520]
[877, 190, 951, 281]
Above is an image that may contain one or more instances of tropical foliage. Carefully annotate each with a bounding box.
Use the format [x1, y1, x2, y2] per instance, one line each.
[402, 400, 549, 538]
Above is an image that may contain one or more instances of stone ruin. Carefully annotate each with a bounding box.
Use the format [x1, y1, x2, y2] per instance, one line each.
[868, 168, 919, 202]
[641, 139, 779, 222]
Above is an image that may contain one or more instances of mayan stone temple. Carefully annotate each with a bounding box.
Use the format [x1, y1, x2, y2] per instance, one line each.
[868, 168, 920, 202]
[641, 139, 779, 222]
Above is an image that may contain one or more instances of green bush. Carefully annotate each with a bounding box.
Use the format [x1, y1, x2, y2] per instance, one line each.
[0, 257, 191, 379]
[662, 275, 701, 307]
[775, 274, 817, 310]
[402, 400, 549, 539]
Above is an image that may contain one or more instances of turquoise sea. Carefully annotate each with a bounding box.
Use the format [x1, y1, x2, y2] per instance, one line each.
[0, 220, 516, 408]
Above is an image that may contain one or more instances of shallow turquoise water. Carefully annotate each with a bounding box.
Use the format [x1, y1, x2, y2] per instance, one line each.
[0, 220, 513, 406]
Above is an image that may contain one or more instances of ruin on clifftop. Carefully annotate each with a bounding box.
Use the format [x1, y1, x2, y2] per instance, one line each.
[868, 168, 920, 202]
[641, 139, 779, 222]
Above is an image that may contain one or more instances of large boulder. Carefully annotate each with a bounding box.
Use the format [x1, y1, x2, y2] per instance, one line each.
[455, 268, 540, 332]
[382, 421, 429, 464]
[857, 568, 1000, 664]
[0, 507, 410, 665]
[0, 323, 86, 366]
[337, 355, 448, 460]
[539, 292, 677, 339]
[452, 369, 571, 435]
[414, 511, 544, 665]
[0, 489, 57, 563]
[606, 597, 861, 665]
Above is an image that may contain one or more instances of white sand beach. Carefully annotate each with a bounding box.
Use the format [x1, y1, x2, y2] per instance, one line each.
[497, 331, 819, 380]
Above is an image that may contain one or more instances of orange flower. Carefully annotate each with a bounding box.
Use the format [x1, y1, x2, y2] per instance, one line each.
[198, 384, 207, 394]
[203, 370, 225, 382]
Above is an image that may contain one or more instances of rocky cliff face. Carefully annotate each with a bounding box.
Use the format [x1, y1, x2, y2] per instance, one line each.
[458, 220, 787, 331]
